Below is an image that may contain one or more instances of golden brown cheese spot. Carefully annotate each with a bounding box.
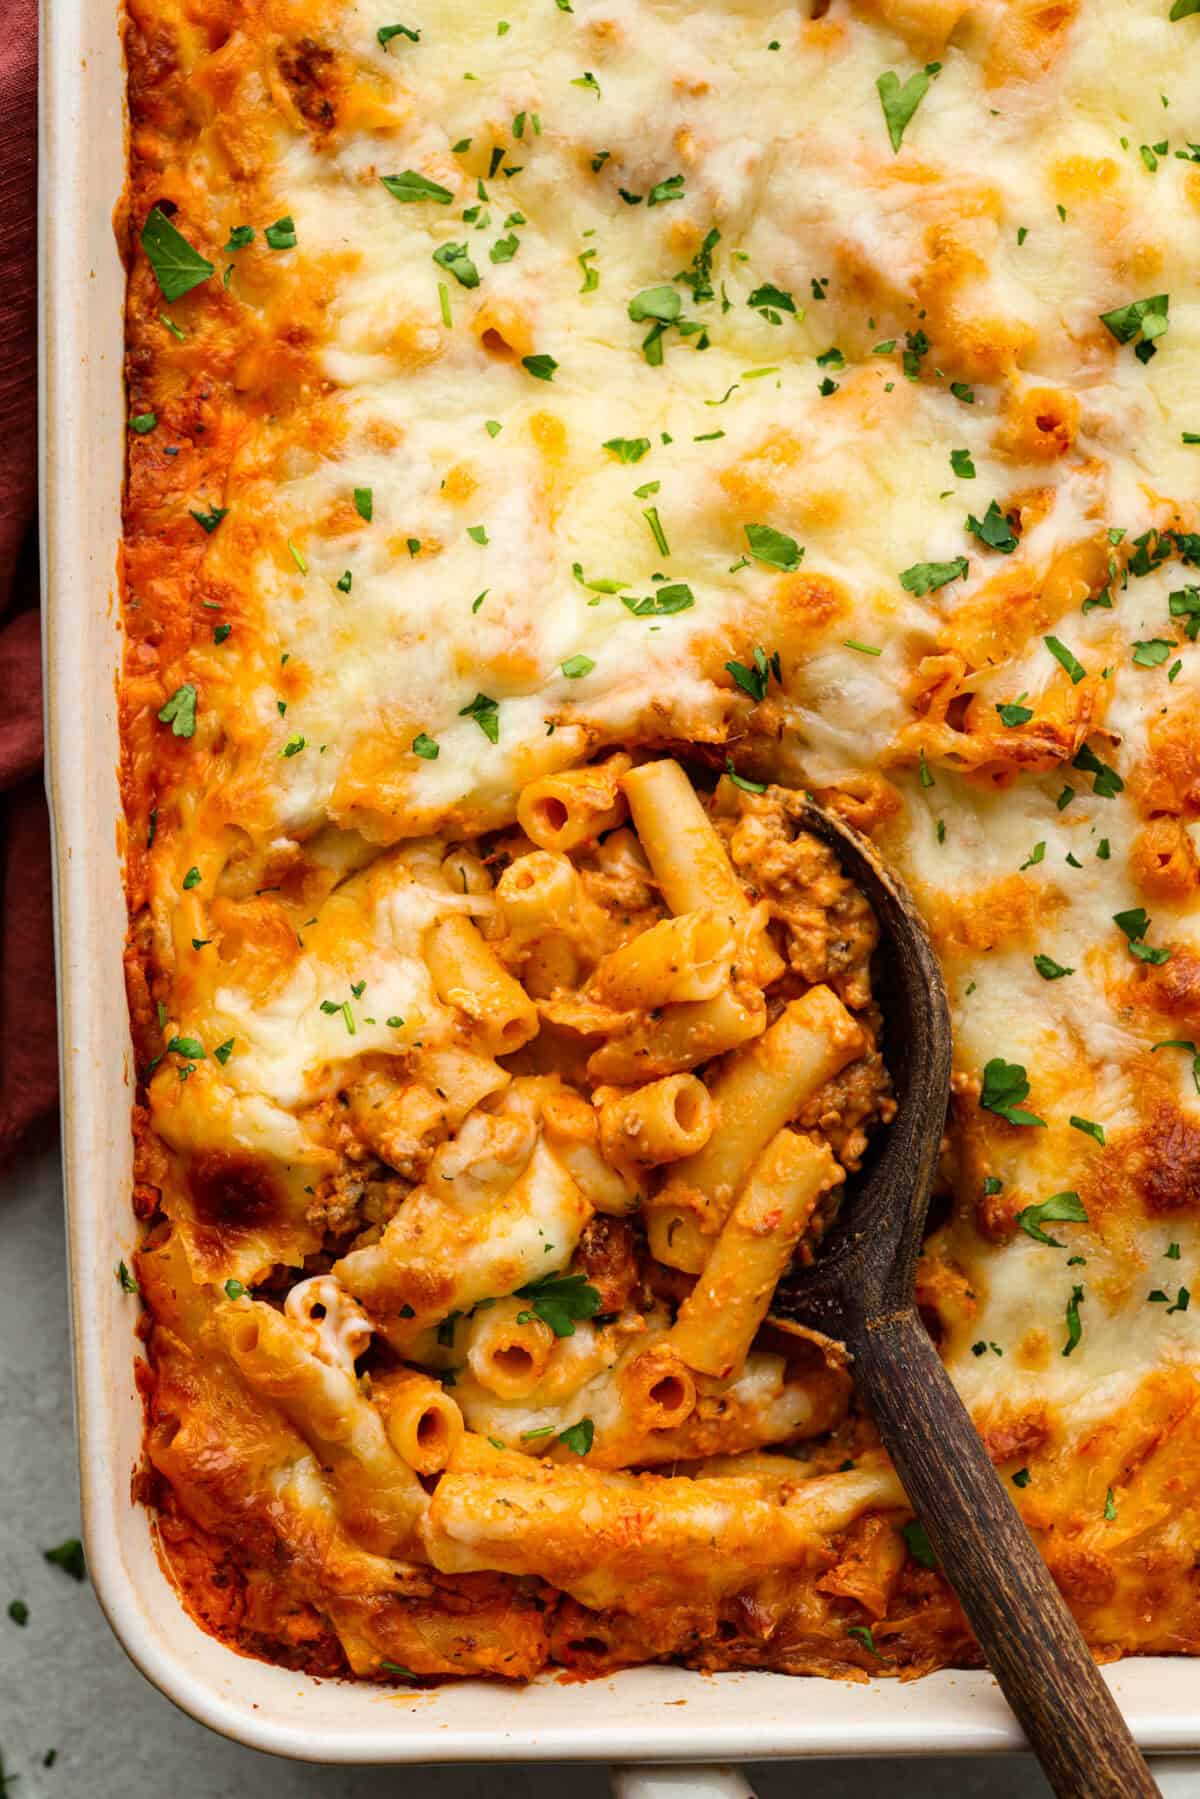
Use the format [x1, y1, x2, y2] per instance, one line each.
[274, 37, 341, 133]
[1131, 713, 1200, 819]
[939, 534, 1110, 670]
[573, 1215, 637, 1315]
[849, 0, 972, 55]
[1128, 821, 1200, 905]
[188, 1150, 288, 1234]
[924, 873, 1063, 959]
[1140, 950, 1200, 1025]
[983, 0, 1079, 86]
[994, 387, 1080, 463]
[1128, 1104, 1200, 1216]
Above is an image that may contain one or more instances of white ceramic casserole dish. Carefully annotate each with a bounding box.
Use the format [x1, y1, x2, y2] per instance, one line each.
[36, 0, 1200, 1769]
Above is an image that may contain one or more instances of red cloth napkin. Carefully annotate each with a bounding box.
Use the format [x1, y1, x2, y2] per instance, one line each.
[0, 13, 59, 1161]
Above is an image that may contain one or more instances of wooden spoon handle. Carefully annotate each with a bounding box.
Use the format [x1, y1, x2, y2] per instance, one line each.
[851, 1309, 1158, 1799]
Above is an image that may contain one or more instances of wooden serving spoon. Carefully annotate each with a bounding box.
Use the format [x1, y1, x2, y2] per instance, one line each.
[767, 796, 1158, 1799]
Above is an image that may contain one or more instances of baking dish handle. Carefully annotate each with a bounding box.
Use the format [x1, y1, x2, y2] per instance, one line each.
[611, 1766, 756, 1799]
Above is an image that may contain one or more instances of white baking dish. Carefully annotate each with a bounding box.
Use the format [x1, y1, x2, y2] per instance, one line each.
[36, 0, 1200, 1766]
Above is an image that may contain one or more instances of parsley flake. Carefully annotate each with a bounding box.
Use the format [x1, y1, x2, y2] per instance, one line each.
[141, 207, 214, 301]
[979, 1057, 1046, 1128]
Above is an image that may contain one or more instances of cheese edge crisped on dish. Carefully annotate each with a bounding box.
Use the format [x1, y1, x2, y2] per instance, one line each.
[121, 0, 1200, 1680]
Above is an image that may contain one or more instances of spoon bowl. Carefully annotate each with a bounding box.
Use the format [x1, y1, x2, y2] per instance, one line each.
[766, 794, 952, 1337]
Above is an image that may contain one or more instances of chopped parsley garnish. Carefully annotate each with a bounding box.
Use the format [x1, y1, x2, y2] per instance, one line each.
[902, 1520, 938, 1570]
[182, 866, 201, 889]
[1070, 1116, 1106, 1146]
[467, 524, 488, 545]
[1063, 1284, 1085, 1356]
[899, 556, 968, 595]
[966, 500, 1018, 554]
[1033, 953, 1073, 980]
[1072, 742, 1123, 797]
[141, 207, 214, 301]
[950, 381, 975, 404]
[1016, 1190, 1087, 1247]
[996, 698, 1033, 728]
[521, 353, 558, 381]
[647, 174, 684, 206]
[434, 240, 480, 287]
[7, 1601, 28, 1627]
[748, 283, 797, 323]
[213, 622, 231, 644]
[1012, 1467, 1031, 1488]
[281, 734, 305, 758]
[603, 436, 651, 463]
[725, 758, 767, 794]
[353, 486, 373, 522]
[213, 1039, 235, 1064]
[558, 1418, 595, 1455]
[166, 1035, 205, 1060]
[676, 227, 720, 303]
[950, 448, 976, 479]
[572, 71, 601, 97]
[381, 171, 454, 204]
[1045, 635, 1085, 683]
[642, 506, 670, 556]
[43, 1539, 86, 1582]
[190, 505, 227, 534]
[726, 645, 781, 702]
[561, 654, 595, 679]
[846, 1623, 884, 1658]
[514, 1271, 601, 1337]
[578, 249, 599, 292]
[264, 215, 296, 250]
[377, 22, 420, 46]
[1104, 1489, 1117, 1521]
[745, 523, 802, 571]
[336, 570, 352, 593]
[1132, 638, 1175, 667]
[1100, 293, 1169, 361]
[223, 225, 254, 250]
[459, 692, 500, 742]
[876, 62, 941, 153]
[622, 583, 695, 616]
[1113, 906, 1171, 964]
[411, 732, 439, 759]
[157, 684, 197, 738]
[130, 412, 157, 434]
[979, 1057, 1046, 1128]
[116, 1260, 138, 1293]
[224, 1278, 246, 1299]
[573, 563, 628, 596]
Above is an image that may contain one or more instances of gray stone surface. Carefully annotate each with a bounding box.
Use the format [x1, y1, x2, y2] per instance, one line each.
[0, 1139, 1058, 1797]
